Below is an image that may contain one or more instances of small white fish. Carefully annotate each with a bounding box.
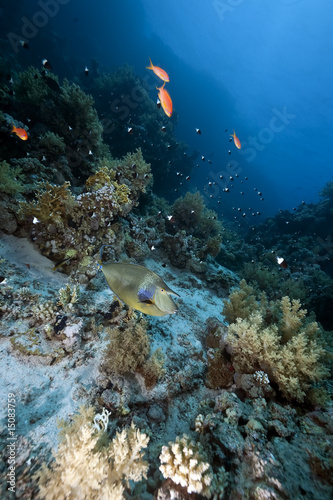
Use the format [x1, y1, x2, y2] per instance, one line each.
[33, 217, 40, 224]
[276, 256, 288, 269]
[167, 215, 173, 221]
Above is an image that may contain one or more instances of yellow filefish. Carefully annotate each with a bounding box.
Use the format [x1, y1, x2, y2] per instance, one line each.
[100, 248, 179, 317]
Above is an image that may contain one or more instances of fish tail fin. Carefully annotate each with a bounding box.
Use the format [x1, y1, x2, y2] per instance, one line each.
[230, 130, 235, 137]
[156, 81, 165, 91]
[146, 57, 154, 70]
[11, 125, 16, 133]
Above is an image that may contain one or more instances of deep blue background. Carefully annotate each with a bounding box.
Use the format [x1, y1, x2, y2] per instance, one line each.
[7, 0, 333, 217]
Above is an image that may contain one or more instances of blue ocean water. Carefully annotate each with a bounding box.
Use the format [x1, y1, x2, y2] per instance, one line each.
[32, 0, 333, 217]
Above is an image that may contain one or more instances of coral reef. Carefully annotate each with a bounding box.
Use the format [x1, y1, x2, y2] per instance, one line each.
[244, 190, 333, 330]
[34, 406, 149, 500]
[39, 132, 66, 158]
[225, 292, 329, 401]
[102, 317, 165, 389]
[13, 67, 55, 106]
[154, 191, 224, 269]
[171, 191, 222, 240]
[92, 64, 196, 196]
[1, 50, 333, 500]
[159, 434, 215, 497]
[222, 279, 261, 324]
[103, 318, 150, 375]
[18, 153, 151, 278]
[0, 160, 25, 195]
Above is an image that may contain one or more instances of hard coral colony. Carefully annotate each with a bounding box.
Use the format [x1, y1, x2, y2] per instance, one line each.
[0, 9, 332, 500]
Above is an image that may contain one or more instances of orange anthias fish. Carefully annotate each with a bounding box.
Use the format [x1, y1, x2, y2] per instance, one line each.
[230, 130, 241, 149]
[146, 57, 169, 82]
[157, 82, 173, 117]
[11, 125, 28, 141]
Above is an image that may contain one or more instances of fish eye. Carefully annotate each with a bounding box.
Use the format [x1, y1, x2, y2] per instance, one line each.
[161, 288, 165, 292]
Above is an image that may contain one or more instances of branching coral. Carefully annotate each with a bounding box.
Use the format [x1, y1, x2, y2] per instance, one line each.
[160, 191, 223, 267]
[34, 406, 149, 500]
[222, 279, 261, 324]
[85, 165, 115, 191]
[159, 434, 213, 497]
[57, 283, 80, 310]
[241, 261, 308, 303]
[19, 170, 133, 274]
[159, 434, 228, 498]
[226, 297, 329, 401]
[20, 181, 74, 224]
[106, 148, 153, 201]
[319, 180, 333, 202]
[85, 165, 131, 214]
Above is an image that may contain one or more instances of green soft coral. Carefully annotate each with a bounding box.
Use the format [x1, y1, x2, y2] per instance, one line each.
[59, 79, 103, 154]
[39, 132, 66, 156]
[0, 160, 25, 195]
[14, 66, 54, 105]
[172, 191, 222, 239]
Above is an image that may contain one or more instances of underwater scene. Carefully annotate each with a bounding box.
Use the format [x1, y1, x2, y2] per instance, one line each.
[1, 0, 333, 498]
